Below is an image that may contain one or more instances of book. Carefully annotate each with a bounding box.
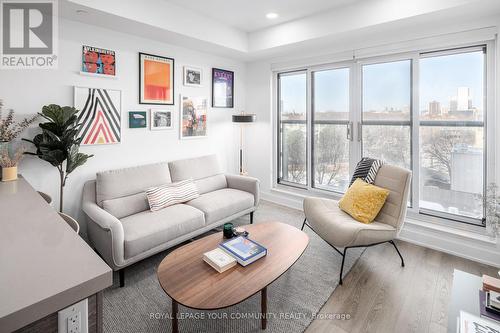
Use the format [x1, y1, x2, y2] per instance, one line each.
[483, 274, 500, 293]
[203, 248, 237, 273]
[219, 236, 267, 266]
[480, 290, 500, 322]
[460, 310, 500, 333]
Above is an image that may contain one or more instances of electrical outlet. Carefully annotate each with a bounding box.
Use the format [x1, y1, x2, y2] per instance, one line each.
[58, 298, 88, 333]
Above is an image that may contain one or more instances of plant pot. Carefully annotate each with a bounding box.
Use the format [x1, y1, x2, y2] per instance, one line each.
[2, 166, 17, 182]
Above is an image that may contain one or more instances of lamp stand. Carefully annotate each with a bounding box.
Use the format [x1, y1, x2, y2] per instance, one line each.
[239, 125, 247, 176]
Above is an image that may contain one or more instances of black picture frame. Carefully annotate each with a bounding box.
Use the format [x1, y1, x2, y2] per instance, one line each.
[212, 68, 234, 108]
[139, 52, 175, 105]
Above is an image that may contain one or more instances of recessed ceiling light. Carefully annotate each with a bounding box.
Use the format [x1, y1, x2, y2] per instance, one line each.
[266, 12, 278, 19]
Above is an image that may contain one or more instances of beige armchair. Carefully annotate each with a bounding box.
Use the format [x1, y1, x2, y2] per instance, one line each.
[302, 164, 412, 285]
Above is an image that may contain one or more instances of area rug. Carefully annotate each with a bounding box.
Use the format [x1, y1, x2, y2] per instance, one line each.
[103, 201, 363, 333]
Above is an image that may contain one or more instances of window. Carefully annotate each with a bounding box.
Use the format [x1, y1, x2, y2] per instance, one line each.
[278, 71, 307, 186]
[312, 68, 350, 192]
[361, 60, 412, 170]
[419, 49, 485, 220]
[275, 44, 490, 226]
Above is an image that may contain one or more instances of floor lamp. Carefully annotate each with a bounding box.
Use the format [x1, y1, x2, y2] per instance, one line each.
[232, 113, 256, 175]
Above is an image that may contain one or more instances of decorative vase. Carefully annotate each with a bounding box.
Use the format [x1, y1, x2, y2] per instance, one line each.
[2, 166, 17, 182]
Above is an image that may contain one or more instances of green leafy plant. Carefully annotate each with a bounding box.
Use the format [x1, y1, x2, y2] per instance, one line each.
[24, 104, 93, 212]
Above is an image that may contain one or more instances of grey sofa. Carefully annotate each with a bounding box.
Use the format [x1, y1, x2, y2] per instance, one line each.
[82, 155, 260, 286]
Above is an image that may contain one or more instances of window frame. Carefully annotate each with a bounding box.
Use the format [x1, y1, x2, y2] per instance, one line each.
[273, 40, 495, 228]
[311, 64, 353, 194]
[276, 70, 309, 189]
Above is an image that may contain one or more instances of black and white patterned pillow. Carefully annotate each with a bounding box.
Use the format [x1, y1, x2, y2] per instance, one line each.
[349, 157, 384, 187]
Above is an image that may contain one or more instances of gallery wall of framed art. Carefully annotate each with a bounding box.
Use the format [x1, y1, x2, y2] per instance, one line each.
[0, 18, 245, 236]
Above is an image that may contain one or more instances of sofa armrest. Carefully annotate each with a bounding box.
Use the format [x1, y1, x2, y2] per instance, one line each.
[225, 174, 260, 206]
[82, 180, 125, 268]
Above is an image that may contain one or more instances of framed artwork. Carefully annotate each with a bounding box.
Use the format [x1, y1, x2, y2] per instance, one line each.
[81, 45, 116, 76]
[74, 87, 122, 145]
[212, 68, 234, 108]
[129, 111, 147, 128]
[180, 95, 207, 139]
[139, 52, 174, 105]
[150, 110, 173, 130]
[183, 66, 202, 87]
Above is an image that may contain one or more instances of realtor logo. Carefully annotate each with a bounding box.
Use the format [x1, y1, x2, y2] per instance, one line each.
[1, 0, 58, 69]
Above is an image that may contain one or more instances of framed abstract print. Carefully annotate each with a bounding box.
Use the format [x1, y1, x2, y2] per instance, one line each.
[212, 68, 234, 108]
[139, 53, 174, 105]
[74, 86, 122, 145]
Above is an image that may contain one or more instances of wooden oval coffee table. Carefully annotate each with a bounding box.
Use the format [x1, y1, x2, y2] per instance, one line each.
[157, 222, 309, 332]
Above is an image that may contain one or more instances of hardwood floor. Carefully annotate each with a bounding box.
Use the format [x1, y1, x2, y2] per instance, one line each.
[305, 240, 498, 333]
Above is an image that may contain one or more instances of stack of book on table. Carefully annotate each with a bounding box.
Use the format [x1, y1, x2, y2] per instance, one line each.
[456, 274, 500, 332]
[203, 236, 267, 273]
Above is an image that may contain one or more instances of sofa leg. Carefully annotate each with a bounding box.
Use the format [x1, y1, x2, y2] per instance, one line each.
[389, 240, 405, 267]
[119, 269, 125, 288]
[339, 248, 347, 285]
[250, 211, 254, 224]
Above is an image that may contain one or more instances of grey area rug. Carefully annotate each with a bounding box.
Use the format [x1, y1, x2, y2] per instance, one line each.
[103, 201, 364, 333]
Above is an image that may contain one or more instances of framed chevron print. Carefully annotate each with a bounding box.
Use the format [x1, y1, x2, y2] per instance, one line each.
[74, 86, 122, 145]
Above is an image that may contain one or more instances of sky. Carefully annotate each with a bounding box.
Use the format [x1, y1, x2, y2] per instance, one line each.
[280, 50, 484, 115]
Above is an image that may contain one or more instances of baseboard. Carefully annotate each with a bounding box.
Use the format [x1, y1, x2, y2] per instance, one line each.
[260, 190, 500, 267]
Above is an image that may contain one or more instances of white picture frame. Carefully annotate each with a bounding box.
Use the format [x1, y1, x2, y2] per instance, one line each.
[150, 109, 173, 130]
[183, 66, 203, 87]
[74, 86, 122, 145]
[180, 95, 208, 139]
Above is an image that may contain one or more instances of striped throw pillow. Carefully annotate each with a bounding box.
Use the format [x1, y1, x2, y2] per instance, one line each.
[349, 158, 384, 187]
[146, 179, 199, 212]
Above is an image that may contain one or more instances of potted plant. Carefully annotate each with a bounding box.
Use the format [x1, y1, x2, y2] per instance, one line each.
[24, 104, 93, 212]
[0, 146, 24, 181]
[0, 100, 38, 153]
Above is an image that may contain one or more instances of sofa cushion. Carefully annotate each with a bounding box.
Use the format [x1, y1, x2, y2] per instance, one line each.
[186, 188, 254, 225]
[168, 155, 227, 194]
[120, 204, 205, 259]
[96, 162, 171, 207]
[194, 175, 227, 195]
[102, 192, 148, 219]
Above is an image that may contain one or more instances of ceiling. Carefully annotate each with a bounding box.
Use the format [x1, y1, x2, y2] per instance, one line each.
[164, 0, 360, 32]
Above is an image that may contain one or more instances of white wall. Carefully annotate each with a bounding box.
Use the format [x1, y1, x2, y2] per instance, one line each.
[0, 18, 246, 236]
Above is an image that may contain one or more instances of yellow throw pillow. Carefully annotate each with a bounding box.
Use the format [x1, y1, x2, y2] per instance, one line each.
[338, 178, 390, 224]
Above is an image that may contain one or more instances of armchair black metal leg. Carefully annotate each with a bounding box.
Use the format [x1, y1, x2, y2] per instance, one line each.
[119, 269, 125, 288]
[301, 218, 307, 231]
[339, 248, 347, 285]
[389, 240, 405, 267]
[250, 211, 254, 224]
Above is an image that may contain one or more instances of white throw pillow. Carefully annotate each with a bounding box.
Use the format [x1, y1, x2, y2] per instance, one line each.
[146, 179, 199, 212]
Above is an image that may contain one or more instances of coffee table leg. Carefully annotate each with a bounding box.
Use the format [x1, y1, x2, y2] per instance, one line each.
[172, 299, 179, 333]
[261, 287, 267, 330]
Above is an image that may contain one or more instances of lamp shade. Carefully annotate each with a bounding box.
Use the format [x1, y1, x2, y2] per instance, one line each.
[232, 114, 256, 123]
